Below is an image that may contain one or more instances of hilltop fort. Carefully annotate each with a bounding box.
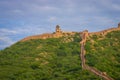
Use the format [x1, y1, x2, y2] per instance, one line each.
[21, 23, 120, 42]
[21, 25, 76, 41]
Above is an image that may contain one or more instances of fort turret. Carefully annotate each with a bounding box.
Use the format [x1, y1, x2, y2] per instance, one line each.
[118, 23, 120, 28]
[55, 25, 62, 33]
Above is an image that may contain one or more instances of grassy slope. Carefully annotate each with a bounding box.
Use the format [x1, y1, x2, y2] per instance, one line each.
[85, 31, 120, 80]
[0, 33, 101, 80]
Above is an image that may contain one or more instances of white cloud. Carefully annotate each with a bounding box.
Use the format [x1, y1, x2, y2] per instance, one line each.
[98, 0, 120, 11]
[0, 36, 16, 49]
[0, 28, 17, 33]
[0, 28, 17, 36]
[0, 36, 14, 44]
[48, 16, 57, 22]
[111, 4, 120, 11]
[13, 9, 22, 13]
[25, 4, 59, 13]
[92, 16, 114, 24]
[40, 6, 58, 11]
[0, 28, 18, 49]
[0, 25, 53, 49]
[0, 24, 53, 37]
[11, 9, 24, 15]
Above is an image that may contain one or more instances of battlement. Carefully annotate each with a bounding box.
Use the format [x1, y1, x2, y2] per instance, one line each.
[20, 23, 120, 42]
[89, 24, 120, 36]
[21, 25, 77, 42]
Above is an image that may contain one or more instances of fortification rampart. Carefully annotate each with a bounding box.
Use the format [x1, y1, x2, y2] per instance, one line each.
[89, 27, 120, 36]
[21, 23, 120, 42]
[21, 25, 78, 42]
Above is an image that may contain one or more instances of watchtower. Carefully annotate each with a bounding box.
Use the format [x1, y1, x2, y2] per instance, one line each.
[118, 23, 120, 28]
[56, 25, 62, 33]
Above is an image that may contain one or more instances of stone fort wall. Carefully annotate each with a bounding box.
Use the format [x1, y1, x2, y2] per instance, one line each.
[21, 23, 120, 42]
[21, 25, 77, 42]
[89, 27, 120, 36]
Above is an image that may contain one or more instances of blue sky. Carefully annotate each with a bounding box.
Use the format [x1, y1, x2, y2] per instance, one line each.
[0, 0, 120, 49]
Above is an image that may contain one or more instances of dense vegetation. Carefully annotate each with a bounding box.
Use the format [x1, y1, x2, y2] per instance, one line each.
[0, 33, 102, 80]
[85, 31, 120, 80]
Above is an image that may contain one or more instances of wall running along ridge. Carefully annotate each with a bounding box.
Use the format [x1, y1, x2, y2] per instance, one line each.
[79, 25, 120, 80]
[21, 24, 120, 42]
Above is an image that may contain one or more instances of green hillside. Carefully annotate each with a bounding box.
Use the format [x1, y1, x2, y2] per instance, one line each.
[85, 31, 120, 80]
[0, 31, 120, 80]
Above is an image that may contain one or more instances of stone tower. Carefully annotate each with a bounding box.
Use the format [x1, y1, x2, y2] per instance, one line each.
[56, 25, 62, 33]
[118, 23, 120, 28]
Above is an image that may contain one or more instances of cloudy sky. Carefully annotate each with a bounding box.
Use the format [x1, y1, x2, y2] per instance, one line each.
[0, 0, 120, 49]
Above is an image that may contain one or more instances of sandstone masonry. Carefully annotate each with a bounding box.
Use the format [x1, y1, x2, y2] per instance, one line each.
[21, 23, 120, 42]
[21, 25, 76, 42]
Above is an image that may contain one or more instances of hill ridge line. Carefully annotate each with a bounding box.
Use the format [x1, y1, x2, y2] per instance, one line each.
[20, 23, 120, 42]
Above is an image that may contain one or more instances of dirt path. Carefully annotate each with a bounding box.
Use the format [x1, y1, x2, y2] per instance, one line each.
[80, 31, 114, 80]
